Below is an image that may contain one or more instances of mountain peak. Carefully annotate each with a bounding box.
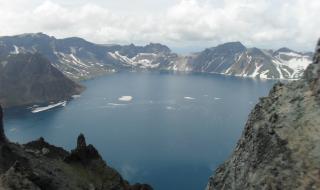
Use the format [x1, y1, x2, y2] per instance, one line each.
[14, 32, 52, 39]
[276, 47, 294, 52]
[273, 47, 298, 57]
[247, 47, 271, 57]
[214, 41, 246, 53]
[220, 41, 245, 47]
[145, 43, 171, 53]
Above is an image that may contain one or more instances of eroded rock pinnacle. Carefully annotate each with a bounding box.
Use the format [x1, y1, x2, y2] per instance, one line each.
[77, 133, 87, 150]
[0, 105, 7, 143]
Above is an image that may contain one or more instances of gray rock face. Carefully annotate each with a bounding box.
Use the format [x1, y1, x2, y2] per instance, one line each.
[206, 41, 320, 189]
[313, 39, 320, 63]
[0, 53, 84, 108]
[189, 42, 246, 73]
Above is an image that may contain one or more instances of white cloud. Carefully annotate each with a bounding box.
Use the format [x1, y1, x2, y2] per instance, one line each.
[0, 0, 319, 52]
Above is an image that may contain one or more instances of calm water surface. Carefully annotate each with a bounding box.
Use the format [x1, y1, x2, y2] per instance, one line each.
[4, 72, 275, 190]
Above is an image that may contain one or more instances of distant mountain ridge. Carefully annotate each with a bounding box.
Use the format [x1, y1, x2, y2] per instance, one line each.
[0, 33, 312, 80]
[186, 42, 312, 79]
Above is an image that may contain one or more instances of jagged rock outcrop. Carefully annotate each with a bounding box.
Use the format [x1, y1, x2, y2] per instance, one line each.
[65, 133, 102, 164]
[206, 40, 320, 189]
[0, 106, 152, 190]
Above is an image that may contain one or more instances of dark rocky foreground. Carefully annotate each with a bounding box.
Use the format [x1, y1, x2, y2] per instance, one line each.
[206, 41, 320, 189]
[0, 106, 152, 190]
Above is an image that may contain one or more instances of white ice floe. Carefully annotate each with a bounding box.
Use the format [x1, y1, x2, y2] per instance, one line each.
[72, 95, 81, 99]
[184, 97, 195, 100]
[31, 101, 67, 113]
[27, 105, 39, 109]
[108, 103, 126, 106]
[214, 97, 221, 100]
[9, 128, 18, 132]
[118, 96, 133, 102]
[166, 106, 175, 110]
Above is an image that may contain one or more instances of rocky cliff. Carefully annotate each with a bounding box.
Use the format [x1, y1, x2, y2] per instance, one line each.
[0, 53, 84, 108]
[206, 40, 320, 189]
[0, 105, 152, 190]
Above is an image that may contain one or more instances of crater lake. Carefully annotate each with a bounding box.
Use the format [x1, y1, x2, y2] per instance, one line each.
[3, 72, 275, 190]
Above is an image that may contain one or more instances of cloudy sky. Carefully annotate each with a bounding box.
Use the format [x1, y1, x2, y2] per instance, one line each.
[0, 0, 319, 53]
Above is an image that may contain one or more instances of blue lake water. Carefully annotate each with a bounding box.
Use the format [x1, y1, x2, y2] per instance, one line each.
[3, 72, 275, 190]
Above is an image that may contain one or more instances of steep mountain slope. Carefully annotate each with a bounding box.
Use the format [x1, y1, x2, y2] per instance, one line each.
[0, 33, 312, 80]
[206, 41, 320, 189]
[0, 106, 152, 190]
[189, 42, 247, 73]
[107, 43, 175, 70]
[0, 53, 84, 108]
[272, 47, 311, 79]
[186, 42, 312, 79]
[0, 33, 121, 79]
[0, 33, 173, 80]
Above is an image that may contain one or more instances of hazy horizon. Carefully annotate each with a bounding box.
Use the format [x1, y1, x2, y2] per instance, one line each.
[1, 32, 315, 54]
[0, 0, 319, 53]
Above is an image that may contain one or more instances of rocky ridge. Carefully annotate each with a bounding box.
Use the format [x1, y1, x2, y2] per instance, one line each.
[0, 33, 174, 80]
[187, 42, 311, 79]
[0, 105, 152, 190]
[0, 33, 312, 80]
[206, 40, 320, 189]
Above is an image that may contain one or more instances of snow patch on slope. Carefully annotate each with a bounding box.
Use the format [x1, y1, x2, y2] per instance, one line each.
[109, 51, 161, 69]
[250, 63, 263, 78]
[274, 52, 312, 79]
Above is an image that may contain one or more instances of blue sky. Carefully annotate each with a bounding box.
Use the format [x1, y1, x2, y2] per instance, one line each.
[0, 0, 319, 53]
